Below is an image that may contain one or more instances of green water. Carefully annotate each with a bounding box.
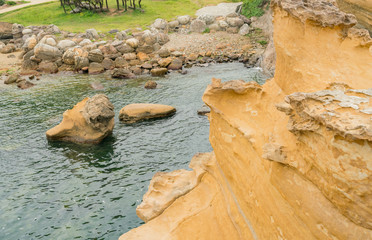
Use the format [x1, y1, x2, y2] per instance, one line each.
[0, 63, 266, 240]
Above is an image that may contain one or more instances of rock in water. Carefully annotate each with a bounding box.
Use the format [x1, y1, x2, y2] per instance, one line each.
[119, 103, 176, 123]
[46, 94, 114, 144]
[144, 80, 157, 89]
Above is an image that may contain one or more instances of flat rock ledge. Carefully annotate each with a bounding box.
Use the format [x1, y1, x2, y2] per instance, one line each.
[46, 94, 114, 144]
[119, 103, 176, 124]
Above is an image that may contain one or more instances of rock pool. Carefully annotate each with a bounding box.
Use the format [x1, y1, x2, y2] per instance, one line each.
[0, 63, 266, 239]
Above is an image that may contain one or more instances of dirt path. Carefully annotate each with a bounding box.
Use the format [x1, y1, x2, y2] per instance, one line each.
[0, 0, 55, 14]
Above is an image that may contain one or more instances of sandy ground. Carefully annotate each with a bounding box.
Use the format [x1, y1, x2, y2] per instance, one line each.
[0, 51, 22, 71]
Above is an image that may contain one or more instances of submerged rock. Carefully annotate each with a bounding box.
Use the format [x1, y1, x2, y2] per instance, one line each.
[46, 94, 114, 144]
[144, 80, 157, 89]
[151, 68, 168, 77]
[119, 103, 176, 123]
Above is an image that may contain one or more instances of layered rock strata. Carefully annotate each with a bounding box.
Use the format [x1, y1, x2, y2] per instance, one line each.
[46, 94, 114, 144]
[120, 0, 372, 239]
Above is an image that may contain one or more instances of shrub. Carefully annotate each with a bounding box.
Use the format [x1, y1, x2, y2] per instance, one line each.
[0, 0, 4, 6]
[6, 0, 17, 5]
[203, 27, 210, 34]
[241, 0, 269, 18]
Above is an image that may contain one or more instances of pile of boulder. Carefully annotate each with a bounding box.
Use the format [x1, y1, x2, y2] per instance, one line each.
[151, 13, 251, 35]
[1, 12, 262, 80]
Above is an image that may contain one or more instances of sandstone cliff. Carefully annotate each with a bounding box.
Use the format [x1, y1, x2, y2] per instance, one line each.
[120, 0, 372, 239]
[336, 0, 372, 32]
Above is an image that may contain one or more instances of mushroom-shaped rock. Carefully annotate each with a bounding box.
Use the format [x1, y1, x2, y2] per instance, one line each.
[46, 94, 114, 144]
[119, 103, 176, 123]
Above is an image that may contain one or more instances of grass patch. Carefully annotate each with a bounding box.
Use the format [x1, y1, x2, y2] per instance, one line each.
[241, 0, 269, 18]
[5, 0, 17, 5]
[258, 40, 267, 45]
[0, 0, 232, 32]
[202, 27, 210, 33]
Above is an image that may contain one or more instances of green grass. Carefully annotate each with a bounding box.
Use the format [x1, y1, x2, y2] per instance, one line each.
[241, 0, 268, 18]
[0, 0, 231, 32]
[5, 0, 17, 5]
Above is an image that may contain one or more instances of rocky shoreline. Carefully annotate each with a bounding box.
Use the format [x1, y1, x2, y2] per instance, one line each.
[0, 11, 270, 89]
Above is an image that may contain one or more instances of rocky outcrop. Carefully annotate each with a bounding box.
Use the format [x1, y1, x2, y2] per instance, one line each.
[118, 103, 176, 123]
[46, 94, 114, 144]
[120, 0, 372, 239]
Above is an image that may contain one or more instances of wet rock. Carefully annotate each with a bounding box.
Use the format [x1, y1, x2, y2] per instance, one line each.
[168, 58, 183, 70]
[102, 58, 114, 70]
[91, 81, 104, 90]
[111, 68, 136, 79]
[88, 49, 104, 63]
[74, 56, 89, 70]
[119, 103, 176, 123]
[144, 80, 157, 89]
[88, 62, 104, 74]
[151, 68, 168, 77]
[4, 73, 20, 84]
[46, 94, 114, 144]
[190, 19, 207, 33]
[114, 57, 128, 68]
[38, 61, 58, 74]
[17, 80, 35, 89]
[197, 104, 210, 115]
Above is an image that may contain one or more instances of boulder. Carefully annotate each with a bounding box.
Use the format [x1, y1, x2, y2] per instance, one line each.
[119, 103, 176, 123]
[22, 29, 32, 35]
[177, 15, 191, 25]
[102, 58, 114, 70]
[152, 18, 168, 30]
[88, 62, 104, 74]
[169, 21, 180, 29]
[197, 104, 210, 115]
[226, 17, 244, 27]
[126, 38, 139, 48]
[74, 56, 89, 70]
[151, 68, 168, 77]
[114, 57, 128, 68]
[239, 24, 250, 35]
[123, 52, 137, 61]
[115, 31, 127, 40]
[218, 20, 229, 29]
[79, 39, 92, 46]
[63, 47, 85, 65]
[227, 27, 239, 34]
[46, 94, 114, 144]
[22, 59, 38, 70]
[168, 58, 183, 70]
[137, 52, 149, 62]
[144, 80, 157, 89]
[142, 30, 157, 45]
[38, 61, 58, 73]
[17, 80, 35, 89]
[190, 19, 207, 33]
[57, 39, 76, 50]
[197, 14, 216, 25]
[116, 43, 134, 54]
[1, 44, 16, 54]
[23, 36, 37, 50]
[4, 73, 20, 84]
[111, 68, 136, 79]
[158, 47, 170, 58]
[88, 49, 104, 63]
[34, 43, 62, 61]
[136, 45, 154, 54]
[155, 33, 170, 45]
[0, 22, 13, 39]
[86, 29, 99, 40]
[12, 23, 24, 39]
[158, 57, 172, 67]
[209, 23, 221, 32]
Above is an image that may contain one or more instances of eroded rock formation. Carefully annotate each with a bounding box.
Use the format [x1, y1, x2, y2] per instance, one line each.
[46, 94, 114, 144]
[119, 103, 176, 123]
[120, 0, 372, 239]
